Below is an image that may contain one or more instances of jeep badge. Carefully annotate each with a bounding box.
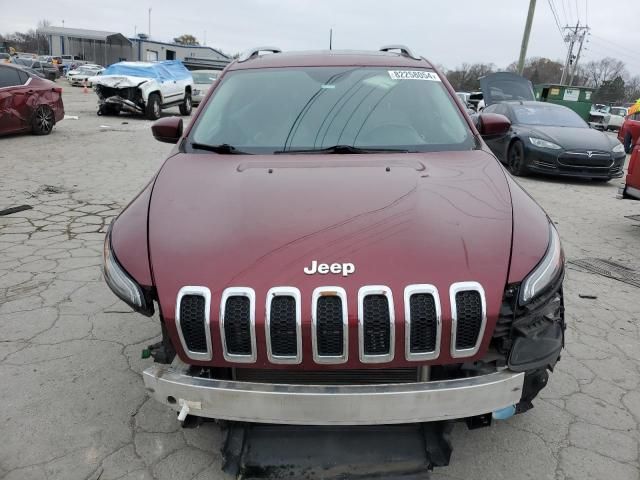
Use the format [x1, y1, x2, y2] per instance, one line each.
[303, 260, 355, 276]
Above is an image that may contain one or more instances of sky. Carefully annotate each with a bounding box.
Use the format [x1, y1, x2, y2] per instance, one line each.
[2, 0, 640, 75]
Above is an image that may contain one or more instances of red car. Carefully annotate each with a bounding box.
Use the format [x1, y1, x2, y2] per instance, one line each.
[618, 111, 640, 153]
[618, 145, 640, 200]
[0, 63, 64, 136]
[103, 47, 565, 467]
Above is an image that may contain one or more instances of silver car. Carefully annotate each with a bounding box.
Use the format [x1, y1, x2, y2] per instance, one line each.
[191, 70, 219, 105]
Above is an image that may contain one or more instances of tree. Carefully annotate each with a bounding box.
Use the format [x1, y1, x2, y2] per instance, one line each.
[594, 75, 626, 104]
[506, 57, 564, 85]
[624, 75, 640, 103]
[173, 34, 199, 46]
[445, 63, 495, 91]
[582, 57, 627, 90]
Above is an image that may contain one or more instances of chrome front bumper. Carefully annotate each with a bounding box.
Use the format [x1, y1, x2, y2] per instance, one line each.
[143, 362, 524, 425]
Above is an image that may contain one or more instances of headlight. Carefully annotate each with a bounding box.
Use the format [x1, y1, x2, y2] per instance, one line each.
[529, 137, 562, 150]
[520, 222, 564, 304]
[103, 230, 152, 314]
[613, 143, 625, 154]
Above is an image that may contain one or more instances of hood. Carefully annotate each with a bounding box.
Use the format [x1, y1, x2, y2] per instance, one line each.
[90, 75, 150, 88]
[525, 125, 614, 151]
[480, 72, 535, 106]
[148, 150, 514, 366]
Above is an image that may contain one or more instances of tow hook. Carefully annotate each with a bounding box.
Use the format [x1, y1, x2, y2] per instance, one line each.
[177, 399, 202, 422]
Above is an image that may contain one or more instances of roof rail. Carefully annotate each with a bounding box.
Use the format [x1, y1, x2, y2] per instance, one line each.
[238, 46, 282, 63]
[379, 45, 420, 60]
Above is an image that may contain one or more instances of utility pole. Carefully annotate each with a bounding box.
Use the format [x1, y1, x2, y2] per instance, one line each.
[329, 28, 333, 50]
[148, 8, 152, 36]
[560, 22, 589, 85]
[560, 22, 578, 85]
[517, 0, 537, 74]
[568, 29, 588, 85]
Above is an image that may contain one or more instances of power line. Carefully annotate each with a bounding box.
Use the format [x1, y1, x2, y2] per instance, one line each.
[586, 42, 640, 67]
[548, 0, 567, 44]
[560, 0, 569, 25]
[582, 44, 640, 73]
[584, 0, 588, 26]
[590, 34, 640, 60]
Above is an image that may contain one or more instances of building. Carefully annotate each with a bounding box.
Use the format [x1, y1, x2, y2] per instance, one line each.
[129, 35, 230, 70]
[39, 26, 131, 66]
[38, 26, 231, 69]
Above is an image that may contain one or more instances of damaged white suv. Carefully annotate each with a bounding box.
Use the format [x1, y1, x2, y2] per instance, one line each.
[91, 60, 193, 119]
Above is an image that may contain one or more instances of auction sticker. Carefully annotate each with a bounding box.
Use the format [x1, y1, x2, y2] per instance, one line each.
[388, 70, 441, 81]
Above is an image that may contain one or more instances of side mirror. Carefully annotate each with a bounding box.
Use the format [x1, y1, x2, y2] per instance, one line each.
[152, 116, 183, 144]
[474, 113, 511, 137]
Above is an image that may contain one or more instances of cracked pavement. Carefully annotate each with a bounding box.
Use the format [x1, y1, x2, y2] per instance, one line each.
[1, 85, 640, 480]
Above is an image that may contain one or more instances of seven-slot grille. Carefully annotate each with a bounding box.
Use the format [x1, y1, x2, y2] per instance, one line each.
[176, 286, 212, 361]
[270, 296, 298, 356]
[180, 295, 208, 352]
[178, 283, 487, 364]
[266, 287, 302, 363]
[223, 296, 252, 355]
[451, 282, 486, 358]
[454, 291, 483, 349]
[363, 295, 391, 354]
[316, 296, 344, 356]
[409, 294, 438, 353]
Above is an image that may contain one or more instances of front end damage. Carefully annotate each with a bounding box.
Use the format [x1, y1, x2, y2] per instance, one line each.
[143, 278, 564, 425]
[92, 76, 150, 115]
[139, 278, 564, 476]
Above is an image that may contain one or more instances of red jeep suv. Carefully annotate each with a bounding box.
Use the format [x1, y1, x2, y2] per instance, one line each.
[104, 47, 565, 442]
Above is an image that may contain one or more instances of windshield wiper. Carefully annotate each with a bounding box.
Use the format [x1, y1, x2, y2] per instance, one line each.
[190, 142, 251, 154]
[274, 145, 410, 154]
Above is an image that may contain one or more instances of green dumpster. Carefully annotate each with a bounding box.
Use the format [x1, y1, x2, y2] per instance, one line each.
[534, 84, 595, 121]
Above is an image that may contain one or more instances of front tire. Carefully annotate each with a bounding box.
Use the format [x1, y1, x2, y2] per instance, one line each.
[32, 105, 55, 135]
[179, 92, 192, 116]
[507, 140, 528, 176]
[146, 93, 161, 120]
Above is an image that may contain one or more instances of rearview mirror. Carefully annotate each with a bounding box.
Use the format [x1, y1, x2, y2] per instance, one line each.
[474, 113, 511, 137]
[152, 117, 183, 144]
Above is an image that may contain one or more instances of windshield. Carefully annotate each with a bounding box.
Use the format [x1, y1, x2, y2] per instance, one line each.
[192, 71, 218, 83]
[512, 104, 588, 128]
[610, 107, 627, 117]
[190, 67, 474, 154]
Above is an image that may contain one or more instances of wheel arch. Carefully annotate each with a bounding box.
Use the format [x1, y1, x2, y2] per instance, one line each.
[504, 135, 525, 161]
[145, 89, 163, 105]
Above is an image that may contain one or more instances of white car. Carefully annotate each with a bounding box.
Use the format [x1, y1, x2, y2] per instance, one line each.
[191, 70, 219, 105]
[603, 106, 628, 131]
[91, 60, 194, 119]
[468, 91, 485, 112]
[68, 66, 104, 86]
